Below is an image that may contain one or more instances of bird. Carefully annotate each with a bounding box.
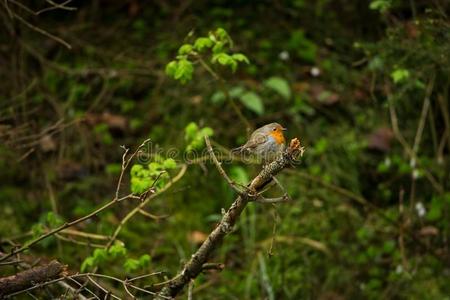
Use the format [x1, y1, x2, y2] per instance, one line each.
[232, 122, 287, 164]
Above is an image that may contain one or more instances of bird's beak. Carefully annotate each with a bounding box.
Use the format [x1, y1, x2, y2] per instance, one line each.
[282, 127, 287, 131]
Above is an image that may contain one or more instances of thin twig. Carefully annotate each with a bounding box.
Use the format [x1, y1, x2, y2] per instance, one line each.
[253, 194, 290, 204]
[37, 0, 77, 14]
[85, 275, 121, 300]
[127, 271, 165, 283]
[122, 281, 136, 299]
[138, 209, 169, 220]
[10, 11, 72, 49]
[204, 136, 246, 195]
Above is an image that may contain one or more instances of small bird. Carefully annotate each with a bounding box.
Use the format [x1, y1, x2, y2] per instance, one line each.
[232, 123, 287, 163]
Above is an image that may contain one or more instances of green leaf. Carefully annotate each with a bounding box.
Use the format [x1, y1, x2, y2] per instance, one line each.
[139, 254, 151, 265]
[124, 258, 140, 273]
[368, 56, 384, 71]
[288, 30, 317, 62]
[193, 37, 213, 52]
[391, 68, 410, 84]
[212, 53, 237, 71]
[211, 91, 225, 104]
[427, 197, 443, 221]
[239, 91, 264, 115]
[31, 223, 45, 238]
[229, 86, 245, 98]
[200, 127, 214, 137]
[184, 122, 214, 152]
[46, 212, 63, 227]
[178, 44, 193, 55]
[174, 59, 194, 84]
[80, 257, 96, 272]
[105, 163, 121, 175]
[215, 28, 229, 41]
[130, 164, 144, 176]
[212, 41, 224, 54]
[383, 240, 396, 253]
[165, 61, 178, 77]
[124, 259, 139, 272]
[185, 122, 199, 140]
[232, 53, 250, 64]
[108, 242, 127, 258]
[163, 158, 177, 169]
[264, 77, 291, 100]
[93, 248, 108, 263]
[229, 166, 249, 185]
[370, 0, 391, 12]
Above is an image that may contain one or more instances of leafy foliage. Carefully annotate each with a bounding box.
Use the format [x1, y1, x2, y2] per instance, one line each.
[130, 157, 177, 194]
[184, 122, 214, 152]
[165, 28, 249, 84]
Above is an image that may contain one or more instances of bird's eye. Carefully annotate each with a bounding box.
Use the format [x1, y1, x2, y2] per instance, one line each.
[272, 128, 277, 131]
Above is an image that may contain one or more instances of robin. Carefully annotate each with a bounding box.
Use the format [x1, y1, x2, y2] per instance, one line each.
[232, 122, 287, 163]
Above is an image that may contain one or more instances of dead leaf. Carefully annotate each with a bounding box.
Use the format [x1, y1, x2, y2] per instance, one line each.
[101, 112, 127, 131]
[85, 112, 128, 132]
[309, 84, 339, 105]
[368, 127, 394, 152]
[57, 160, 87, 181]
[39, 135, 56, 152]
[418, 226, 439, 236]
[188, 231, 208, 244]
[190, 95, 203, 105]
[405, 22, 420, 39]
[319, 291, 345, 300]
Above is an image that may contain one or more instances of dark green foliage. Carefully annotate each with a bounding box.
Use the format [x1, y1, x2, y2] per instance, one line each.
[1, 1, 449, 299]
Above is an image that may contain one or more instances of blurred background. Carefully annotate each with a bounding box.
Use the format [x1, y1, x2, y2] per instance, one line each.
[1, 0, 449, 299]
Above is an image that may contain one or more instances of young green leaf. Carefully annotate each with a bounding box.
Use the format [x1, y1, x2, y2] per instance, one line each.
[193, 37, 213, 52]
[264, 76, 291, 100]
[239, 91, 264, 115]
[165, 61, 178, 77]
[163, 158, 177, 169]
[212, 53, 237, 72]
[211, 91, 225, 104]
[229, 86, 245, 98]
[80, 257, 96, 272]
[390, 68, 410, 84]
[178, 44, 193, 55]
[174, 59, 194, 84]
[232, 53, 250, 64]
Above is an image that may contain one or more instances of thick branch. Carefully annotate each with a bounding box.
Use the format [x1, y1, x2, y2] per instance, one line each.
[156, 138, 303, 298]
[0, 260, 67, 297]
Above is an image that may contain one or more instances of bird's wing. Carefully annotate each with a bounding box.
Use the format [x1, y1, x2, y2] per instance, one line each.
[243, 132, 268, 150]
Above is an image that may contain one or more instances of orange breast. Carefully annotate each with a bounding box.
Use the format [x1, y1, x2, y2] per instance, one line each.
[270, 130, 285, 145]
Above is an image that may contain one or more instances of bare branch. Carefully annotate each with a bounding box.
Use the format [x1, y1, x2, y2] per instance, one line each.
[253, 194, 290, 204]
[0, 260, 66, 297]
[10, 11, 72, 49]
[37, 0, 77, 15]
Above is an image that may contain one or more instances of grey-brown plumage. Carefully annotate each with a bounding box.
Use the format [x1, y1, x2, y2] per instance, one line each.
[232, 123, 286, 163]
